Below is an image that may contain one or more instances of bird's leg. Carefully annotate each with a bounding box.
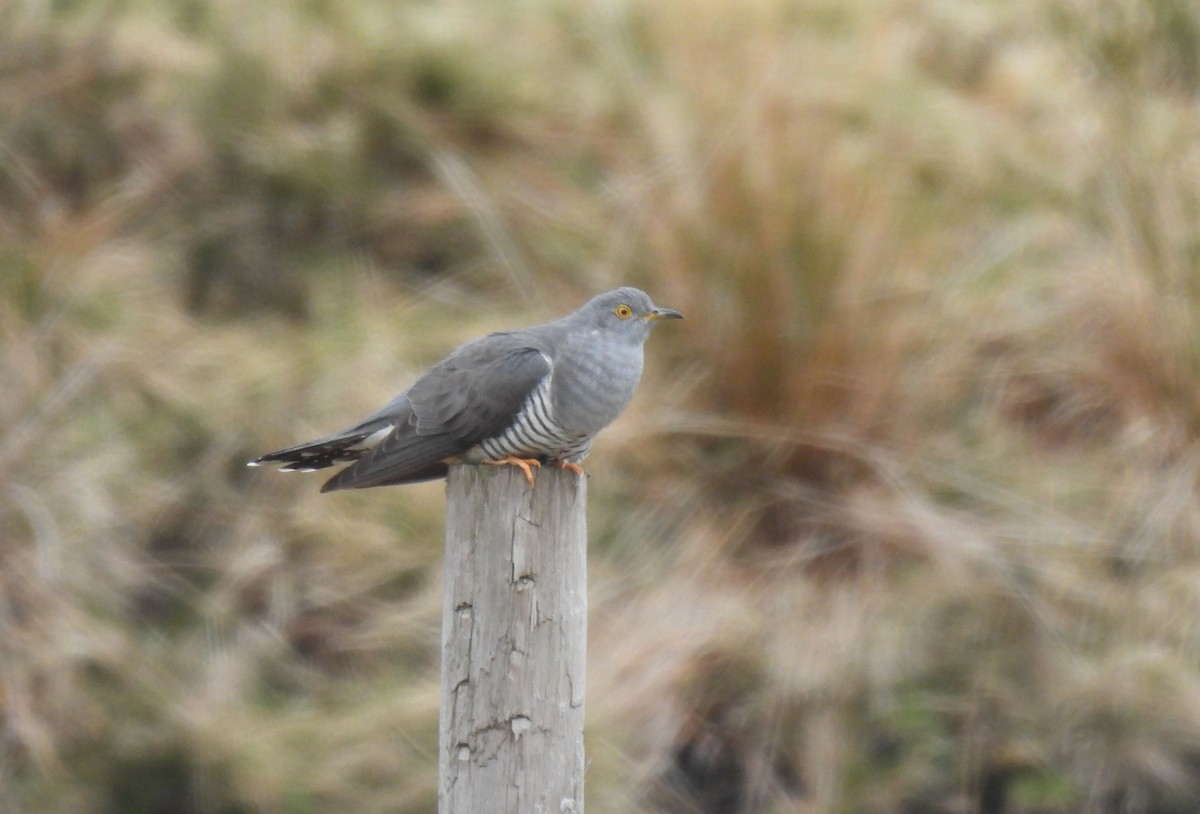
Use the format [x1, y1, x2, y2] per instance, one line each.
[483, 456, 541, 487]
[553, 461, 587, 478]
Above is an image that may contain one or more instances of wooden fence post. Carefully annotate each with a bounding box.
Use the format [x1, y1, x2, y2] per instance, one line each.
[439, 464, 587, 814]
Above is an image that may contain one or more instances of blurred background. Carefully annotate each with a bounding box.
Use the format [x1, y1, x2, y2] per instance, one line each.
[4, 0, 1200, 812]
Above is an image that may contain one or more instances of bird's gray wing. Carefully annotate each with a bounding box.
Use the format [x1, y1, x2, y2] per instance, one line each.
[408, 334, 552, 445]
[320, 336, 551, 491]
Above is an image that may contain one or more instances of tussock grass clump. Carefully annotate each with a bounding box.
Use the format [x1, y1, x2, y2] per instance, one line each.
[580, 0, 1200, 811]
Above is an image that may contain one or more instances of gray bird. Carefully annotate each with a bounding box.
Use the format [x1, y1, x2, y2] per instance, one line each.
[250, 287, 682, 491]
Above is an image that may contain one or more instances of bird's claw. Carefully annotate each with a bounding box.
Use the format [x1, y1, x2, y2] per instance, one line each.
[484, 456, 541, 487]
[554, 461, 587, 478]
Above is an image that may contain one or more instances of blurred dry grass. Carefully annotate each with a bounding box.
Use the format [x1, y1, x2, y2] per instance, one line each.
[4, 0, 1200, 812]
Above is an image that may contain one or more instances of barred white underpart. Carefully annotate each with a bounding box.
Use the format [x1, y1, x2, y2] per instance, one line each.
[475, 377, 592, 463]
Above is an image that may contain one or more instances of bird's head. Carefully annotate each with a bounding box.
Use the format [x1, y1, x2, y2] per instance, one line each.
[574, 286, 683, 342]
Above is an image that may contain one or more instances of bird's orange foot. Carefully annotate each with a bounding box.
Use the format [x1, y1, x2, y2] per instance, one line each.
[553, 461, 587, 478]
[483, 456, 541, 487]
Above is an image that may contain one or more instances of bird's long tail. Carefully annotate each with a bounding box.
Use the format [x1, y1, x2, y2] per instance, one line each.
[248, 425, 391, 472]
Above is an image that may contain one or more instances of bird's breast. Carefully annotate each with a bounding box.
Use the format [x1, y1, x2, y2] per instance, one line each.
[550, 339, 644, 436]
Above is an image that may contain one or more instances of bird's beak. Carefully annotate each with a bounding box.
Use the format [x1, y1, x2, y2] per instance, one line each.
[647, 306, 683, 321]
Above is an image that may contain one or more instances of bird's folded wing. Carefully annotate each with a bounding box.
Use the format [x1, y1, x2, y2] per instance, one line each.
[321, 342, 551, 491]
[408, 339, 551, 445]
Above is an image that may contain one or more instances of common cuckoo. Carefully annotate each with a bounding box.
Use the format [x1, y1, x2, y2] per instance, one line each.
[249, 287, 682, 491]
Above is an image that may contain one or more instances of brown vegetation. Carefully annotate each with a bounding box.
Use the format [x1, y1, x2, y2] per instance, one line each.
[4, 0, 1200, 812]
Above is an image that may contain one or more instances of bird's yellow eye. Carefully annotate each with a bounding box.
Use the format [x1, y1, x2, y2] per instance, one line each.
[614, 304, 633, 319]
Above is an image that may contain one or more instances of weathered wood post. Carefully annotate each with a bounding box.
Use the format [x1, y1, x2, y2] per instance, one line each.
[439, 464, 587, 814]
